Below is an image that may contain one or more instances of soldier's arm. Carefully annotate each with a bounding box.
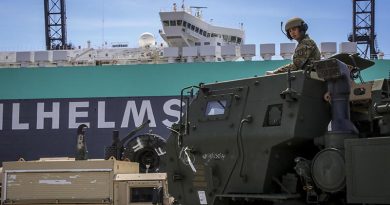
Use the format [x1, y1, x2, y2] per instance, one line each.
[272, 63, 297, 74]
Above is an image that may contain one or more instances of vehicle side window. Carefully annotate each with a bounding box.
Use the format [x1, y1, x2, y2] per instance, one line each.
[263, 104, 283, 127]
[205, 100, 227, 116]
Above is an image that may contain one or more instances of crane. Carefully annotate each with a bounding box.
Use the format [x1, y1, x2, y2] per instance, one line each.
[44, 0, 70, 50]
[348, 0, 379, 59]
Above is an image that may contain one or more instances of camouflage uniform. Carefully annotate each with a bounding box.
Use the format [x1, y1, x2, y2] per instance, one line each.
[273, 34, 321, 74]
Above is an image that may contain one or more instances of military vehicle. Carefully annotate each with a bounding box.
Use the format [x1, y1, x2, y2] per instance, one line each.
[1, 120, 170, 205]
[1, 158, 171, 205]
[164, 54, 390, 205]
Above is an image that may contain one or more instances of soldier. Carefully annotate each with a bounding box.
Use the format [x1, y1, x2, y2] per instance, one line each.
[266, 17, 320, 75]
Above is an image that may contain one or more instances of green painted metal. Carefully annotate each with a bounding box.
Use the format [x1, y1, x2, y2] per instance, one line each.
[0, 60, 388, 100]
[361, 60, 390, 81]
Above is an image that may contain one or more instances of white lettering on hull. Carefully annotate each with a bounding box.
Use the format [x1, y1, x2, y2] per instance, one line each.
[69, 102, 90, 128]
[98, 101, 115, 128]
[1, 98, 183, 131]
[12, 103, 29, 130]
[162, 99, 183, 127]
[37, 102, 60, 129]
[121, 100, 156, 128]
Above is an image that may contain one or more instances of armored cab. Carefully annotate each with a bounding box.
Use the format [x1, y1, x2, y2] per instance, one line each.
[164, 56, 390, 205]
[165, 70, 330, 204]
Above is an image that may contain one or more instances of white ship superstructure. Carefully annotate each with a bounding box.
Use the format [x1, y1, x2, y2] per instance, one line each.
[159, 6, 244, 47]
[159, 4, 245, 62]
[0, 4, 249, 68]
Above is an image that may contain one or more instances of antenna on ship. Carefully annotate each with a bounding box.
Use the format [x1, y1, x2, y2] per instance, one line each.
[190, 6, 207, 18]
[101, 0, 106, 48]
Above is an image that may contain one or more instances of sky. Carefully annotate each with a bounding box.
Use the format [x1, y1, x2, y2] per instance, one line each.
[0, 0, 389, 59]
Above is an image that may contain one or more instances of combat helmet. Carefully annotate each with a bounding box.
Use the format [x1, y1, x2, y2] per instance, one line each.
[285, 17, 308, 40]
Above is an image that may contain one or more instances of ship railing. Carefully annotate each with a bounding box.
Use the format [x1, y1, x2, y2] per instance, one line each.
[70, 48, 95, 63]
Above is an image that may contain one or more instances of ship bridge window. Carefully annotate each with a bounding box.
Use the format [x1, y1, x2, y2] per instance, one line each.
[195, 27, 199, 33]
[203, 31, 207, 37]
[187, 23, 191, 29]
[231, 36, 237, 43]
[207, 33, 210, 37]
[223, 35, 229, 41]
[177, 20, 182, 26]
[199, 29, 203, 35]
[191, 25, 195, 31]
[183, 21, 187, 27]
[211, 33, 217, 37]
[206, 100, 227, 116]
[237, 37, 242, 44]
[170, 20, 176, 26]
[204, 42, 210, 45]
[163, 21, 169, 26]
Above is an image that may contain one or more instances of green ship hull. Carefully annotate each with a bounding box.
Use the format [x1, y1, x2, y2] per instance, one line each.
[0, 60, 388, 163]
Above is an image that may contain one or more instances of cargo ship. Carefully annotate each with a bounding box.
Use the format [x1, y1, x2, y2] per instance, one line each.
[0, 4, 389, 164]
